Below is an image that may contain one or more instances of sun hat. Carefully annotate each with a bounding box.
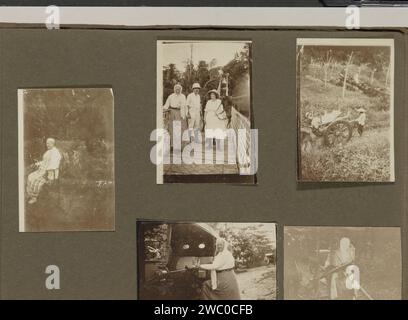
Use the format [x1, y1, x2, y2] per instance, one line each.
[192, 83, 201, 90]
[207, 89, 220, 98]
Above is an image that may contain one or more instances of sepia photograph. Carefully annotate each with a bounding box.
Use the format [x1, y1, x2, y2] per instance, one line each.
[137, 221, 276, 300]
[297, 39, 394, 182]
[284, 226, 401, 300]
[18, 88, 115, 232]
[156, 40, 256, 184]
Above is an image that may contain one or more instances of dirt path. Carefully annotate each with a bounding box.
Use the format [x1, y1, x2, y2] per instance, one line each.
[236, 265, 276, 300]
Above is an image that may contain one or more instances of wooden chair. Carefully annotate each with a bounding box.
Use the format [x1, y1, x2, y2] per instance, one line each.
[45, 168, 61, 204]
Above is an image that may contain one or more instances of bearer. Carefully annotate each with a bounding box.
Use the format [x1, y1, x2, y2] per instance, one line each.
[355, 108, 366, 136]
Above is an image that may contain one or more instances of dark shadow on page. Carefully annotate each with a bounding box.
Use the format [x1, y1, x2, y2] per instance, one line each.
[163, 174, 256, 184]
[296, 181, 395, 190]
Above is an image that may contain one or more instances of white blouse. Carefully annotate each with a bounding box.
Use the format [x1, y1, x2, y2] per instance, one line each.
[201, 250, 235, 290]
[200, 250, 235, 271]
[40, 147, 62, 171]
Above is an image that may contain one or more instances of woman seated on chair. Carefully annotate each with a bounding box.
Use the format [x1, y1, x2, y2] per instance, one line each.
[197, 238, 241, 300]
[26, 138, 62, 204]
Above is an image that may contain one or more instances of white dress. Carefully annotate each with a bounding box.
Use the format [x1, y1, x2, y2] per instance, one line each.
[204, 99, 227, 139]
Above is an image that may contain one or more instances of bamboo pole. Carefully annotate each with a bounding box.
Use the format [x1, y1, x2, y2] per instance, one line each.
[342, 51, 354, 99]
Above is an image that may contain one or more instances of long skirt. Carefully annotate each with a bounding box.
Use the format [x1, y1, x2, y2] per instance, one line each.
[27, 169, 47, 198]
[201, 270, 241, 300]
[168, 109, 187, 147]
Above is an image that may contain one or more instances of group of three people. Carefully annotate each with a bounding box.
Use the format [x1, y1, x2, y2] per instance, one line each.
[163, 83, 228, 149]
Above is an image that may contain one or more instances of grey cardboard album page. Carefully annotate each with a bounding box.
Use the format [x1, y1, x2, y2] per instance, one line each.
[0, 27, 406, 300]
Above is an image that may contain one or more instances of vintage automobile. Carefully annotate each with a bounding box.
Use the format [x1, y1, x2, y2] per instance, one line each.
[138, 222, 219, 300]
[264, 253, 275, 265]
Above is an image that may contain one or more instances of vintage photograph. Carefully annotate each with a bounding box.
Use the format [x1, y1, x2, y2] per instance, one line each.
[284, 226, 401, 300]
[18, 88, 115, 232]
[137, 221, 276, 300]
[156, 40, 256, 184]
[297, 39, 394, 182]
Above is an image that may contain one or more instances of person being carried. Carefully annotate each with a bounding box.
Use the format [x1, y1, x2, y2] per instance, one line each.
[26, 138, 62, 204]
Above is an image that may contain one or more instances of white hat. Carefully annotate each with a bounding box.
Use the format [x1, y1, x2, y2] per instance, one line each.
[192, 83, 201, 90]
[207, 89, 220, 98]
[357, 108, 366, 113]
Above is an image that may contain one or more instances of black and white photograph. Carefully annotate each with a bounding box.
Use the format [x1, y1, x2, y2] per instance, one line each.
[156, 40, 256, 184]
[284, 226, 401, 300]
[297, 39, 394, 182]
[137, 221, 276, 300]
[18, 88, 115, 232]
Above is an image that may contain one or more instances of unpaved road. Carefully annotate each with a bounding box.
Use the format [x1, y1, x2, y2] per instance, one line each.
[236, 265, 276, 300]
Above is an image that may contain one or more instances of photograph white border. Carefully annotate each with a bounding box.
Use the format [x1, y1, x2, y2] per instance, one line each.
[17, 88, 116, 232]
[18, 89, 25, 232]
[156, 40, 253, 184]
[1, 7, 408, 27]
[297, 38, 395, 182]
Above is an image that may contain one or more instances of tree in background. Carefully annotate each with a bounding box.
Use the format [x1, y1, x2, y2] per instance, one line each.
[162, 43, 251, 101]
[163, 63, 182, 103]
[143, 223, 170, 261]
[196, 60, 211, 88]
[219, 223, 274, 269]
[299, 45, 391, 93]
[222, 43, 251, 96]
[24, 88, 114, 183]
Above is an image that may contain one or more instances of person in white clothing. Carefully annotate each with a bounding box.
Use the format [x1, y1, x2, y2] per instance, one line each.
[325, 237, 356, 300]
[163, 84, 187, 148]
[198, 238, 241, 300]
[26, 138, 62, 204]
[186, 82, 202, 142]
[204, 90, 228, 150]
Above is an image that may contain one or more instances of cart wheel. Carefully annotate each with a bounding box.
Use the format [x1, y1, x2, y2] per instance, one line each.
[324, 120, 352, 147]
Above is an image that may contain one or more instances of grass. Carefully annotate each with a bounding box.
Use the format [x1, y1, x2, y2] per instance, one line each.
[301, 129, 391, 182]
[300, 75, 392, 182]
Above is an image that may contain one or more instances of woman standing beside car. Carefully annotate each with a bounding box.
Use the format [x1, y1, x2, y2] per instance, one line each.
[198, 238, 241, 300]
